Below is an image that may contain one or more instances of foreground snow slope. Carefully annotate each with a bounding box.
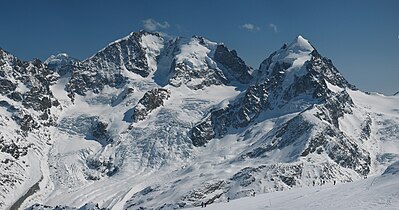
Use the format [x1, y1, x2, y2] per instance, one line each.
[185, 174, 399, 210]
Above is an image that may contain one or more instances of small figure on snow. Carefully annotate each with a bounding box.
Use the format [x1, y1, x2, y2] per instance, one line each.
[201, 202, 204, 208]
[334, 180, 336, 185]
[227, 197, 230, 202]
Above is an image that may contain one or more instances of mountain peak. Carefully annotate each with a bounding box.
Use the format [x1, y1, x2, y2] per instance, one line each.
[45, 53, 79, 76]
[287, 35, 314, 52]
[44, 53, 74, 64]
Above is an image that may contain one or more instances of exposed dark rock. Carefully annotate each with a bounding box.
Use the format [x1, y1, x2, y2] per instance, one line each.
[0, 49, 59, 173]
[360, 115, 372, 140]
[66, 62, 127, 97]
[168, 59, 228, 90]
[0, 79, 16, 95]
[167, 36, 253, 90]
[301, 125, 371, 176]
[314, 90, 354, 128]
[9, 91, 23, 101]
[240, 115, 312, 160]
[129, 88, 171, 122]
[89, 31, 155, 77]
[307, 50, 357, 90]
[0, 136, 30, 159]
[27, 202, 108, 210]
[66, 31, 160, 98]
[182, 180, 227, 204]
[9, 110, 41, 132]
[191, 116, 215, 147]
[23, 88, 53, 111]
[20, 114, 39, 131]
[86, 156, 118, 178]
[191, 83, 269, 146]
[89, 118, 112, 146]
[231, 167, 260, 187]
[214, 44, 253, 83]
[91, 121, 108, 140]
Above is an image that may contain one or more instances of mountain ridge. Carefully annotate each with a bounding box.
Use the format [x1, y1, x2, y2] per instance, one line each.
[0, 32, 398, 210]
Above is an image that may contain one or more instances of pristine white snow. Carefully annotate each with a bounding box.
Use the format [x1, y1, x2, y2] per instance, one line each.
[185, 173, 399, 210]
[140, 33, 164, 72]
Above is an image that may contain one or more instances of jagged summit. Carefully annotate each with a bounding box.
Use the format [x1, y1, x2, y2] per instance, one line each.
[258, 35, 314, 80]
[44, 53, 76, 64]
[168, 35, 253, 89]
[0, 47, 18, 64]
[45, 53, 79, 76]
[94, 30, 162, 57]
[63, 31, 253, 97]
[257, 35, 354, 90]
[287, 35, 314, 52]
[191, 35, 356, 146]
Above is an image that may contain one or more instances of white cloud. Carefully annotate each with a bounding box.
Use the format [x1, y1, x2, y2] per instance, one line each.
[142, 18, 170, 31]
[241, 23, 260, 31]
[269, 23, 278, 33]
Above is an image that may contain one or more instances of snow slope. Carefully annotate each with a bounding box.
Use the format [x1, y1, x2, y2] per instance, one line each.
[185, 173, 399, 210]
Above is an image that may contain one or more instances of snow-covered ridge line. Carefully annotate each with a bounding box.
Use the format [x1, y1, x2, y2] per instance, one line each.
[1, 32, 398, 210]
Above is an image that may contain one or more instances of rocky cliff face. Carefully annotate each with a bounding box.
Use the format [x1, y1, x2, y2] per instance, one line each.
[129, 88, 170, 123]
[191, 36, 356, 146]
[0, 49, 60, 208]
[214, 44, 253, 84]
[0, 48, 59, 133]
[65, 31, 162, 99]
[167, 36, 253, 89]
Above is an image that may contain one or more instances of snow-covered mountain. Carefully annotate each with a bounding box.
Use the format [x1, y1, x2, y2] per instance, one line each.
[45, 53, 79, 77]
[0, 32, 398, 210]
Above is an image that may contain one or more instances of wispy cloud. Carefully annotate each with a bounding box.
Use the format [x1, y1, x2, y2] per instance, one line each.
[269, 23, 278, 33]
[142, 18, 170, 31]
[241, 23, 260, 31]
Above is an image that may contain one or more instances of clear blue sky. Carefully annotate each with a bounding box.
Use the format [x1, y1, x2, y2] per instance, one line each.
[1, 0, 398, 94]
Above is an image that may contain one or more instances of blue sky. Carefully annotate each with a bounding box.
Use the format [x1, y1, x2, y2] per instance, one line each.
[0, 0, 398, 94]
